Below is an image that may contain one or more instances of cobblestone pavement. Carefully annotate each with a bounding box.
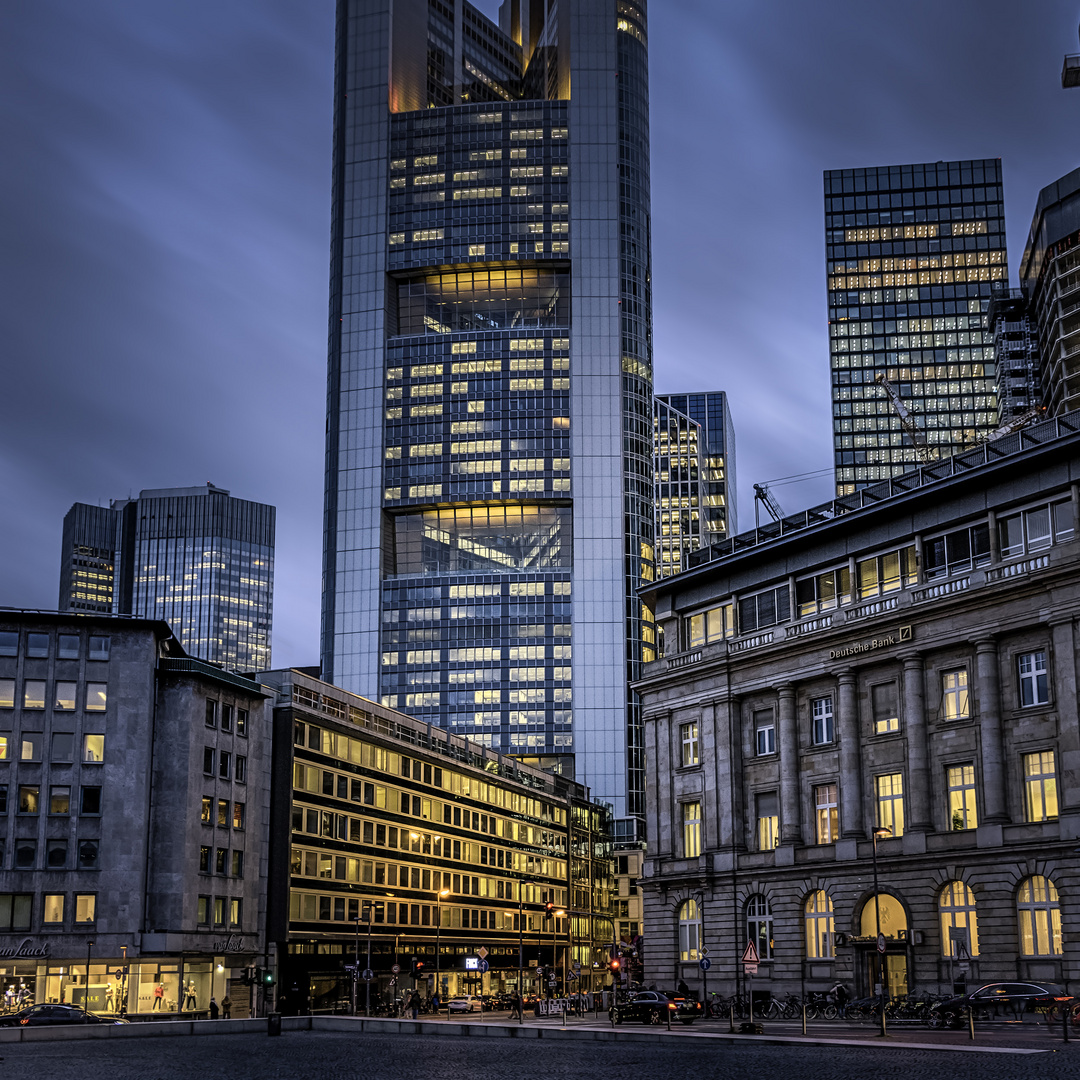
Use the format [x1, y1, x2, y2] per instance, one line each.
[6, 1030, 1080, 1080]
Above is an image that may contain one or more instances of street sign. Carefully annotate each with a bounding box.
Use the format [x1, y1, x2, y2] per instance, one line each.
[567, 971, 578, 981]
[699, 958, 712, 971]
[344, 963, 358, 972]
[114, 969, 124, 980]
[477, 958, 489, 974]
[391, 964, 401, 974]
[699, 946, 709, 957]
[362, 969, 375, 982]
[740, 941, 760, 965]
[743, 963, 758, 976]
[573, 962, 581, 972]
[877, 933, 887, 954]
[477, 946, 488, 959]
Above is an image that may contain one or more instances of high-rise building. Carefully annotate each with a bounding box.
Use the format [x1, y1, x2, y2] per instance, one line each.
[652, 398, 704, 579]
[825, 160, 1006, 495]
[655, 391, 737, 541]
[987, 289, 1041, 425]
[1019, 167, 1080, 418]
[59, 485, 275, 672]
[320, 0, 655, 823]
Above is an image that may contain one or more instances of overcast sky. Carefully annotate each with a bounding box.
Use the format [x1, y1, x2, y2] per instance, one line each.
[2, 1, 1078, 666]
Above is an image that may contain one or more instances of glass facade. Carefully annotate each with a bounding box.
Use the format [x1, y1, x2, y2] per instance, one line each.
[825, 159, 1006, 494]
[59, 487, 274, 672]
[655, 390, 737, 550]
[322, 0, 654, 821]
[652, 399, 704, 578]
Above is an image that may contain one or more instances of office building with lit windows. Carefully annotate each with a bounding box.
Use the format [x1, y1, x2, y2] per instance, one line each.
[655, 391, 737, 543]
[261, 667, 615, 1012]
[826, 160, 1006, 495]
[637, 409, 1080, 1000]
[60, 485, 275, 672]
[652, 398, 705, 579]
[0, 611, 271, 1017]
[321, 0, 655, 826]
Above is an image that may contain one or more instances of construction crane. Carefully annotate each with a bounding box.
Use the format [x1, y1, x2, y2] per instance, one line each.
[753, 483, 786, 527]
[986, 406, 1044, 441]
[875, 374, 937, 462]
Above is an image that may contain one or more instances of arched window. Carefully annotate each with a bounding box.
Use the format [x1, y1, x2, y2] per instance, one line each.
[746, 895, 773, 960]
[1018, 875, 1062, 957]
[678, 899, 701, 961]
[805, 890, 834, 958]
[858, 893, 908, 939]
[939, 881, 979, 957]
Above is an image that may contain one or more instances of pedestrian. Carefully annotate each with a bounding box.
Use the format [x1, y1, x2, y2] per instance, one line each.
[431, 991, 440, 1014]
[209, 997, 219, 1020]
[410, 991, 420, 1020]
[510, 990, 522, 1019]
[221, 994, 232, 1019]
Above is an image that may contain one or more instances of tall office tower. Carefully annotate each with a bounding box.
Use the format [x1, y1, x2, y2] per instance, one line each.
[321, 0, 655, 824]
[1020, 167, 1080, 418]
[59, 484, 275, 671]
[655, 391, 737, 540]
[825, 160, 1006, 495]
[652, 398, 704, 578]
[987, 289, 1041, 425]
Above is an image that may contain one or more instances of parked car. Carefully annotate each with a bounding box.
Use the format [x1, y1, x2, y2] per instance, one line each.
[926, 982, 1070, 1028]
[0, 1004, 130, 1027]
[610, 990, 697, 1025]
[663, 990, 703, 1018]
[447, 996, 478, 1013]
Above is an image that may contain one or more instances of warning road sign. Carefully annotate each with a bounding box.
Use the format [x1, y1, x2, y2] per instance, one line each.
[740, 941, 760, 965]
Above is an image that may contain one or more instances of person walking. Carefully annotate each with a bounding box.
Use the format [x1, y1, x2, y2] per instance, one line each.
[209, 997, 219, 1020]
[221, 994, 232, 1019]
[431, 990, 440, 1015]
[510, 990, 522, 1020]
[410, 991, 420, 1020]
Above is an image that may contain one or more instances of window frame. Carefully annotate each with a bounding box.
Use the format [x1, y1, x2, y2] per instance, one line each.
[946, 763, 978, 831]
[810, 696, 834, 745]
[805, 890, 835, 959]
[677, 898, 701, 962]
[814, 782, 839, 844]
[1023, 750, 1058, 822]
[681, 800, 702, 858]
[941, 668, 970, 721]
[1017, 875, 1062, 958]
[754, 709, 776, 757]
[874, 772, 905, 838]
[1017, 650, 1050, 708]
[746, 894, 774, 960]
[679, 722, 699, 767]
[939, 880, 979, 958]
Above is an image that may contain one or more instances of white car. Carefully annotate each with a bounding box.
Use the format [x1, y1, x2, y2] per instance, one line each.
[447, 996, 477, 1013]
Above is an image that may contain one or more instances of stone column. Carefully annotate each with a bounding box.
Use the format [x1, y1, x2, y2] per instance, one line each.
[976, 638, 1008, 824]
[902, 654, 932, 831]
[837, 670, 863, 838]
[711, 698, 734, 851]
[778, 684, 801, 844]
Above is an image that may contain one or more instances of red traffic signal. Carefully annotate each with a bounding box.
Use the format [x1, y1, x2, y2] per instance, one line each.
[609, 958, 621, 971]
[544, 902, 556, 914]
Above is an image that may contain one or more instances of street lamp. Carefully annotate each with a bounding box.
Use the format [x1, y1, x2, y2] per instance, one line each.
[435, 887, 450, 1011]
[84, 940, 93, 1022]
[553, 909, 566, 995]
[871, 825, 892, 1037]
[353, 915, 361, 1016]
[363, 903, 374, 1016]
[517, 879, 539, 1025]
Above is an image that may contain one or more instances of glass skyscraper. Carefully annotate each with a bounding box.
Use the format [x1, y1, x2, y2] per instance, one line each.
[654, 391, 736, 543]
[60, 485, 275, 672]
[321, 0, 654, 823]
[652, 398, 704, 579]
[825, 159, 1006, 494]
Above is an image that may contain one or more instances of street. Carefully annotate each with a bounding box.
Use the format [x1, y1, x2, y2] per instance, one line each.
[6, 1030, 1080, 1080]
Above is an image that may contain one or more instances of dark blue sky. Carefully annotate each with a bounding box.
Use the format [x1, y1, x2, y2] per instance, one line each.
[2, 1, 1078, 665]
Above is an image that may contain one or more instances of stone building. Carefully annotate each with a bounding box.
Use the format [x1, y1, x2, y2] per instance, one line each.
[637, 410, 1080, 1001]
[261, 668, 615, 1013]
[0, 611, 271, 1015]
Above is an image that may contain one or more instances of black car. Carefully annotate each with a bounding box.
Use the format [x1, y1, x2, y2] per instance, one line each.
[611, 990, 697, 1025]
[0, 1003, 130, 1027]
[926, 982, 1070, 1028]
[664, 990, 703, 1019]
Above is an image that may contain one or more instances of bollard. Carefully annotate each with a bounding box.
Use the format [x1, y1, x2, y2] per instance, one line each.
[667, 1004, 672, 1030]
[267, 1012, 282, 1037]
[729, 1000, 735, 1033]
[802, 1002, 807, 1036]
[969, 1005, 976, 1041]
[1064, 1001, 1071, 1044]
[561, 1004, 566, 1030]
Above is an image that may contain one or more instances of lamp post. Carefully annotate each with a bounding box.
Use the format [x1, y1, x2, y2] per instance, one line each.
[119, 944, 128, 1017]
[553, 909, 566, 996]
[871, 825, 892, 1037]
[84, 940, 93, 1022]
[517, 879, 538, 1025]
[435, 888, 450, 1012]
[353, 916, 361, 1015]
[364, 903, 374, 1016]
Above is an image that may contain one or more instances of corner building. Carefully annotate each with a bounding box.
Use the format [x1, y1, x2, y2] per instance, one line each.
[321, 0, 656, 825]
[826, 160, 1005, 494]
[638, 411, 1080, 1000]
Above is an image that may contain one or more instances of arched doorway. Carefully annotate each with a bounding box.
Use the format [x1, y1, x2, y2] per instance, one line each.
[857, 893, 909, 999]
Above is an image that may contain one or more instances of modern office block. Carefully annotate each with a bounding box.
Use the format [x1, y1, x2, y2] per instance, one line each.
[825, 160, 1006, 494]
[59, 485, 275, 672]
[1020, 167, 1080, 418]
[987, 289, 1041, 425]
[321, 0, 655, 823]
[655, 391, 737, 541]
[652, 398, 705, 579]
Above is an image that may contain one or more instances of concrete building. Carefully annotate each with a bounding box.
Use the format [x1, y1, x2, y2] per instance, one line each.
[655, 392, 737, 541]
[0, 611, 271, 1016]
[826, 160, 1005, 494]
[1020, 167, 1080, 420]
[59, 485, 275, 673]
[637, 409, 1080, 1000]
[320, 0, 656, 828]
[260, 668, 615, 1013]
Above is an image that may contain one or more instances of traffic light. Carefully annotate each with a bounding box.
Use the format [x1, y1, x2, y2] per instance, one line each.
[263, 969, 275, 986]
[543, 901, 555, 915]
[410, 957, 426, 977]
[609, 958, 621, 973]
[242, 966, 255, 986]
